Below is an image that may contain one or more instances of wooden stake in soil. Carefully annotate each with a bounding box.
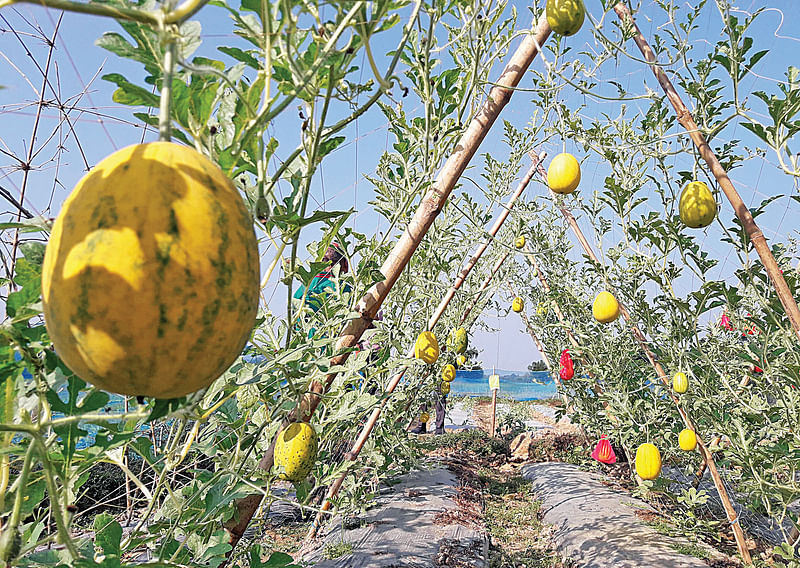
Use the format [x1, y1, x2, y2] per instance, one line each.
[548, 186, 752, 563]
[613, 2, 800, 343]
[226, 13, 553, 552]
[490, 380, 498, 438]
[305, 154, 544, 540]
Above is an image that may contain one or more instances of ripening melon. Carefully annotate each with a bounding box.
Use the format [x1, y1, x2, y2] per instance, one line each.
[274, 422, 319, 483]
[414, 331, 439, 364]
[448, 327, 468, 354]
[41, 142, 260, 399]
[635, 443, 662, 480]
[442, 364, 456, 382]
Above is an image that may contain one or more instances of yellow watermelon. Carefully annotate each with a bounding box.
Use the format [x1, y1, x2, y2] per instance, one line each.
[274, 422, 318, 483]
[448, 327, 468, 354]
[41, 142, 259, 399]
[679, 181, 716, 228]
[672, 372, 688, 394]
[546, 0, 586, 37]
[414, 331, 439, 364]
[441, 364, 456, 382]
[635, 443, 662, 480]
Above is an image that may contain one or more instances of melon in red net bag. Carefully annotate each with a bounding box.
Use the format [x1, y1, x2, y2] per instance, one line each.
[559, 348, 574, 381]
[591, 435, 617, 464]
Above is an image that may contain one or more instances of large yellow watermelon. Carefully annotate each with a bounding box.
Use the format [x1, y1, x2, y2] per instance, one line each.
[41, 142, 260, 399]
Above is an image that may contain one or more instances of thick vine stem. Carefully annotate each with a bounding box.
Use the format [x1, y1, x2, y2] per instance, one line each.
[158, 27, 178, 143]
[0, 0, 208, 25]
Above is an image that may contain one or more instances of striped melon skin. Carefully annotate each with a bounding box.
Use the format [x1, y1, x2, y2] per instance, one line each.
[41, 142, 259, 398]
[274, 422, 318, 483]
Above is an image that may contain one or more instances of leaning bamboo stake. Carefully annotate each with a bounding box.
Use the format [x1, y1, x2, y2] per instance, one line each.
[459, 251, 511, 325]
[613, 2, 800, 343]
[430, 153, 544, 325]
[550, 189, 752, 563]
[305, 157, 542, 540]
[518, 310, 552, 370]
[227, 13, 554, 550]
[522, 243, 581, 350]
[517, 300, 572, 410]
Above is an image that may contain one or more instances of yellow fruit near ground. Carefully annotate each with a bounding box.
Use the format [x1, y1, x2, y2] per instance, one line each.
[672, 372, 688, 394]
[274, 422, 318, 483]
[679, 181, 716, 228]
[442, 364, 456, 382]
[547, 153, 581, 194]
[635, 443, 662, 480]
[592, 291, 620, 323]
[546, 0, 586, 36]
[414, 331, 440, 364]
[515, 235, 526, 249]
[440, 382, 451, 395]
[678, 429, 697, 451]
[512, 297, 524, 313]
[41, 142, 260, 399]
[456, 355, 467, 367]
[420, 412, 430, 424]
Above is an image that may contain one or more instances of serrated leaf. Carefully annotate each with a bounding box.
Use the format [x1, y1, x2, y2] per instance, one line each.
[218, 46, 260, 69]
[102, 73, 160, 107]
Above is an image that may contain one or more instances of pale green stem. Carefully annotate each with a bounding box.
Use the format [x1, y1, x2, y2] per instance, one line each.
[0, 442, 34, 563]
[32, 436, 79, 559]
[159, 31, 177, 142]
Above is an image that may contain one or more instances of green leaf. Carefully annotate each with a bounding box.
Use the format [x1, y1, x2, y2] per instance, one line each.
[95, 32, 141, 60]
[218, 46, 260, 69]
[19, 242, 45, 265]
[248, 547, 299, 568]
[102, 73, 160, 107]
[0, 216, 51, 233]
[93, 513, 122, 568]
[316, 136, 346, 162]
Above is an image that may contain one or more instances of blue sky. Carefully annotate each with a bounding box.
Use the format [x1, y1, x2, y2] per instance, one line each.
[2, 1, 799, 370]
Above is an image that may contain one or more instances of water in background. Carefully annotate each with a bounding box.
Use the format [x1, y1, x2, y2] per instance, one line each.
[451, 369, 556, 401]
[56, 367, 554, 449]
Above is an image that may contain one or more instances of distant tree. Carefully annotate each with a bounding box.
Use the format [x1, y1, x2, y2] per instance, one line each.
[528, 360, 547, 372]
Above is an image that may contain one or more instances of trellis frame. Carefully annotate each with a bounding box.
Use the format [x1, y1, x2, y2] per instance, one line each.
[613, 1, 800, 343]
[224, 11, 554, 553]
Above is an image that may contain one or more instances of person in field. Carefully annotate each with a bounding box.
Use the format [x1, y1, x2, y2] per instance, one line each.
[410, 394, 445, 435]
[293, 243, 352, 338]
[294, 242, 350, 311]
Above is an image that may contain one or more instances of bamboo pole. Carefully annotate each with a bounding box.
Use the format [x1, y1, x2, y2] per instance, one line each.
[490, 388, 498, 437]
[518, 310, 552, 370]
[518, 307, 572, 410]
[613, 2, 800, 343]
[304, 155, 542, 540]
[429, 153, 544, 325]
[549, 188, 752, 562]
[459, 252, 511, 325]
[227, 14, 553, 551]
